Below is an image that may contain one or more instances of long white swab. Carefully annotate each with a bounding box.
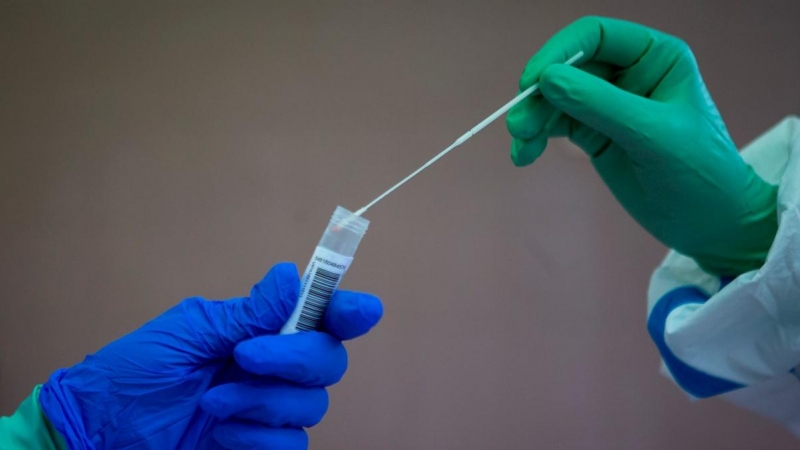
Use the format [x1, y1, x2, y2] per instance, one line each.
[354, 51, 585, 216]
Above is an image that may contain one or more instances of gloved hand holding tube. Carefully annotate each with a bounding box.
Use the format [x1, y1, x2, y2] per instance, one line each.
[506, 16, 779, 276]
[20, 262, 383, 450]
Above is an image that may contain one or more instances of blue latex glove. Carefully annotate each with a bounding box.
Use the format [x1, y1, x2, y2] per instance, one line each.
[39, 263, 383, 450]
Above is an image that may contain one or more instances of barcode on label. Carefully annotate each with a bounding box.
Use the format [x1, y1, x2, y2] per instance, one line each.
[296, 267, 341, 331]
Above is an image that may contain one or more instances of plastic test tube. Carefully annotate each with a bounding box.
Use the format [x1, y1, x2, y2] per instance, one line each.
[280, 206, 370, 334]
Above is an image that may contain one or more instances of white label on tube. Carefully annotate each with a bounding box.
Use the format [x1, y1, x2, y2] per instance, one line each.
[280, 246, 354, 334]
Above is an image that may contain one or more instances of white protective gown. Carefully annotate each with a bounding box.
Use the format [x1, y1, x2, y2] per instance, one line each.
[647, 116, 800, 437]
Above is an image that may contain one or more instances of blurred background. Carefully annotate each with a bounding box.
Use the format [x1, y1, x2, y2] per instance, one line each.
[2, 1, 799, 448]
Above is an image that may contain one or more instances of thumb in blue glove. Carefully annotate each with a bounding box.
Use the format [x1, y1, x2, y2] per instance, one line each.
[39, 262, 383, 450]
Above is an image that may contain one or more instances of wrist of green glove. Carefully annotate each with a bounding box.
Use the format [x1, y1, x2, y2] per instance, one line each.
[0, 386, 68, 450]
[683, 170, 778, 275]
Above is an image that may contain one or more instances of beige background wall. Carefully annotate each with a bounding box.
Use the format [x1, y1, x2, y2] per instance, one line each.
[2, 1, 799, 448]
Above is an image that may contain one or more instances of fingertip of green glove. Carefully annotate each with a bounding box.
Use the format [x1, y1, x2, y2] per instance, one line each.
[507, 64, 589, 168]
[510, 135, 546, 167]
[538, 64, 582, 111]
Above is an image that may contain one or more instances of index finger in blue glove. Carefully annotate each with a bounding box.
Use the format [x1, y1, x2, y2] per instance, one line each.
[323, 290, 383, 341]
[234, 331, 348, 386]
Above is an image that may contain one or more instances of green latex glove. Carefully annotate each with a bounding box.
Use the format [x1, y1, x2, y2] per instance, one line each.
[0, 386, 67, 450]
[506, 16, 778, 276]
